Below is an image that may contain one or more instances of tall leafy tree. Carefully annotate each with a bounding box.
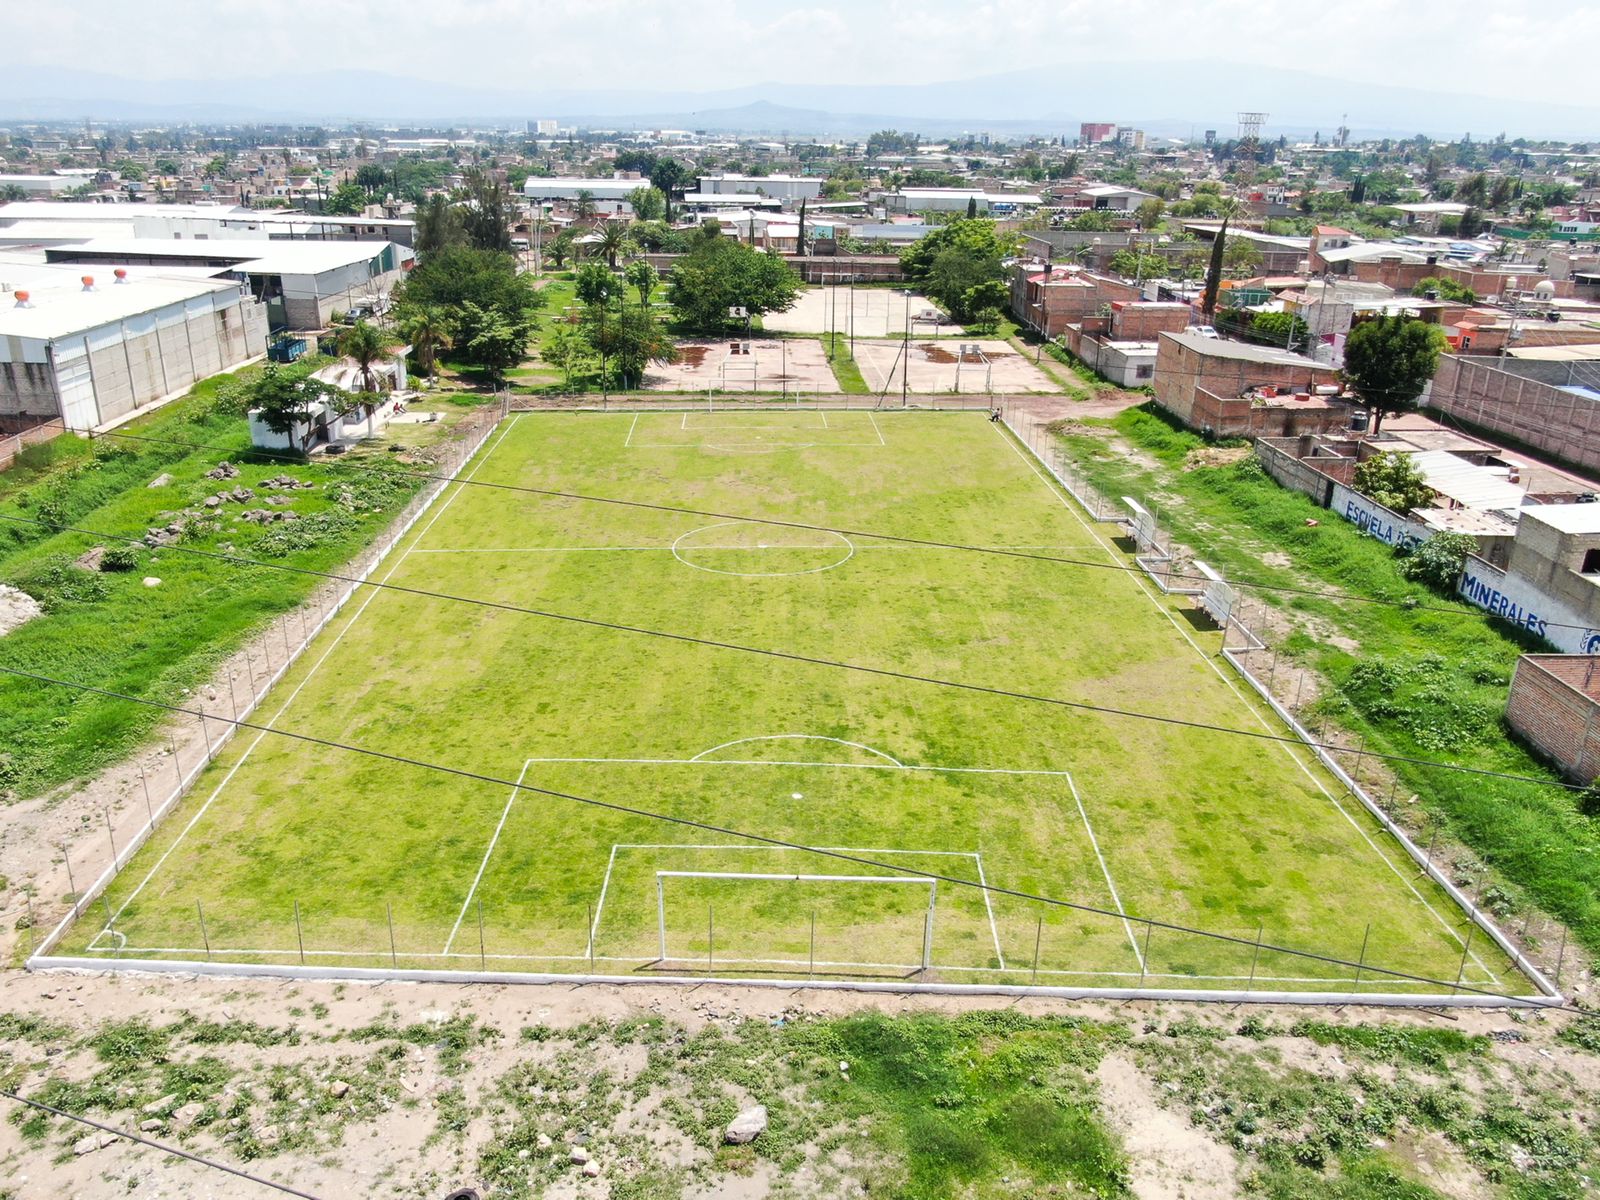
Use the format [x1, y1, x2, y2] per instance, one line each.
[626, 185, 666, 222]
[666, 237, 802, 332]
[625, 260, 659, 308]
[414, 194, 463, 257]
[460, 167, 518, 253]
[1341, 315, 1446, 434]
[244, 366, 342, 453]
[1200, 198, 1243, 319]
[457, 301, 534, 385]
[900, 218, 1018, 321]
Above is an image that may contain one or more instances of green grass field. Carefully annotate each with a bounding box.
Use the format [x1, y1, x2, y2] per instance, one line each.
[59, 410, 1523, 995]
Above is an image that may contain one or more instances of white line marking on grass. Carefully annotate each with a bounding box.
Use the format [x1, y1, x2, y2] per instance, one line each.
[973, 852, 1005, 969]
[671, 522, 855, 577]
[103, 415, 522, 935]
[868, 411, 886, 445]
[588, 842, 620, 959]
[522, 753, 1075, 778]
[1066, 772, 1143, 970]
[820, 410, 829, 429]
[991, 420, 1499, 981]
[443, 760, 531, 955]
[689, 734, 904, 766]
[624, 413, 639, 447]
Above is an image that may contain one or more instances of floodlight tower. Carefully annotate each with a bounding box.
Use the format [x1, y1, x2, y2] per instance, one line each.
[1237, 112, 1267, 143]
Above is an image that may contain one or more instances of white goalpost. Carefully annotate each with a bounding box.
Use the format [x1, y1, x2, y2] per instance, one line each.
[654, 870, 939, 971]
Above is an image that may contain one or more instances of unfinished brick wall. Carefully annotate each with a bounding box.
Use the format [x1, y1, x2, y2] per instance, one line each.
[1505, 655, 1600, 783]
[1111, 303, 1191, 340]
[1428, 355, 1600, 475]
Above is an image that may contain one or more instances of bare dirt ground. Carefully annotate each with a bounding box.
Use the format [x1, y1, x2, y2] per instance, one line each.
[1, 966, 1596, 1200]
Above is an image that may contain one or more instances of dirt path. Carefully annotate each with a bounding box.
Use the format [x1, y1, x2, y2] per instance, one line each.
[1095, 1052, 1241, 1199]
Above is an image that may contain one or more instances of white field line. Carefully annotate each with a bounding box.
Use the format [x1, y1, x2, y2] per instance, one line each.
[101, 414, 521, 934]
[410, 544, 1094, 555]
[690, 734, 904, 766]
[973, 852, 1005, 969]
[69, 941, 1492, 987]
[1066, 772, 1143, 970]
[521, 754, 1077, 779]
[630, 441, 882, 450]
[992, 419, 1500, 982]
[443, 760, 532, 955]
[868, 411, 886, 445]
[587, 843, 620, 959]
[624, 412, 639, 447]
[820, 410, 829, 429]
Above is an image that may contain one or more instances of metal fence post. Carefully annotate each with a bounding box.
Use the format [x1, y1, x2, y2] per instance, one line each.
[1031, 917, 1043, 986]
[61, 844, 77, 901]
[477, 898, 486, 969]
[1138, 919, 1154, 986]
[104, 809, 118, 870]
[707, 903, 714, 972]
[197, 900, 212, 961]
[1452, 922, 1476, 995]
[587, 901, 595, 972]
[139, 764, 155, 828]
[294, 899, 305, 965]
[809, 910, 816, 979]
[1246, 923, 1264, 993]
[388, 901, 398, 968]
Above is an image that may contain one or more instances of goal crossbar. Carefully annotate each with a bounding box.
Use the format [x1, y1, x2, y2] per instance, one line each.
[654, 870, 938, 969]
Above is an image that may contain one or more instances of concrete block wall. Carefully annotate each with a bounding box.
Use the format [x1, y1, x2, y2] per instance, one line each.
[1429, 355, 1600, 475]
[1506, 655, 1600, 782]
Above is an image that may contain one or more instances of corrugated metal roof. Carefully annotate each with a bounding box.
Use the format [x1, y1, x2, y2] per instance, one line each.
[1411, 449, 1527, 512]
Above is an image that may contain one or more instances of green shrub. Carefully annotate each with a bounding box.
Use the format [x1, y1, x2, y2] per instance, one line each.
[99, 545, 140, 573]
[4, 555, 109, 610]
[1399, 531, 1476, 593]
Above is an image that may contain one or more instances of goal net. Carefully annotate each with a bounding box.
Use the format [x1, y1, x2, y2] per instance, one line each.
[654, 870, 938, 974]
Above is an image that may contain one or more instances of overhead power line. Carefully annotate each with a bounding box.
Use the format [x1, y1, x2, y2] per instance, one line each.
[1, 662, 1561, 1009]
[81, 425, 1595, 633]
[0, 509, 1586, 796]
[0, 1090, 325, 1199]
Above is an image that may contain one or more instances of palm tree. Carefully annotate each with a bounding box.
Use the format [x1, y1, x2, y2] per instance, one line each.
[573, 189, 597, 222]
[401, 307, 452, 383]
[593, 221, 633, 270]
[338, 320, 393, 396]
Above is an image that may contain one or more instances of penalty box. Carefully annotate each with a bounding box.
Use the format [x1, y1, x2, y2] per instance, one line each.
[625, 408, 886, 450]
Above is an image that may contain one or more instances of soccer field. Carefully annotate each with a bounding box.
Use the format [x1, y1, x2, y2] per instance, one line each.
[61, 410, 1521, 996]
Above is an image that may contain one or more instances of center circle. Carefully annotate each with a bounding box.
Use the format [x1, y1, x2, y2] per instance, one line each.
[671, 521, 854, 577]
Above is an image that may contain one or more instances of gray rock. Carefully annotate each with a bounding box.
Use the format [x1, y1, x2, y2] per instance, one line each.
[147, 473, 174, 489]
[142, 576, 162, 588]
[582, 1160, 601, 1178]
[536, 1132, 553, 1150]
[255, 1124, 281, 1144]
[171, 1101, 205, 1128]
[72, 1132, 115, 1155]
[328, 1079, 350, 1098]
[142, 1093, 178, 1115]
[569, 1146, 590, 1165]
[725, 1105, 768, 1145]
[139, 1119, 163, 1132]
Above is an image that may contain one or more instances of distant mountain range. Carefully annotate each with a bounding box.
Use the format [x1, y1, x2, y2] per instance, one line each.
[4, 62, 1599, 141]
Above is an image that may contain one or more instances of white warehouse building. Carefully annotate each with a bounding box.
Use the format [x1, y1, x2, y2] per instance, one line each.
[697, 174, 824, 201]
[0, 261, 268, 431]
[521, 177, 649, 203]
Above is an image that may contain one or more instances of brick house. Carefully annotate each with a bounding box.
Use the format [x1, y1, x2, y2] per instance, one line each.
[1152, 330, 1347, 438]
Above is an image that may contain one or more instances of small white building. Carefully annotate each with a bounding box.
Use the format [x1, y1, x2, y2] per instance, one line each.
[522, 177, 648, 203]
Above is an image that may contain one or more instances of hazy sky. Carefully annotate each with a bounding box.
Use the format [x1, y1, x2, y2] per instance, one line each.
[13, 0, 1583, 100]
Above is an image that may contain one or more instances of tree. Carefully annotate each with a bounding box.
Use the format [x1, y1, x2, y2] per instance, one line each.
[592, 221, 633, 269]
[1247, 310, 1310, 347]
[399, 306, 452, 382]
[396, 246, 542, 326]
[647, 158, 693, 204]
[460, 167, 518, 253]
[1400, 530, 1476, 592]
[543, 322, 591, 389]
[354, 164, 389, 195]
[245, 366, 341, 454]
[1353, 450, 1434, 512]
[573, 189, 597, 222]
[966, 195, 979, 219]
[1341, 315, 1446, 433]
[1222, 235, 1264, 277]
[625, 259, 659, 308]
[457, 301, 534, 385]
[574, 261, 618, 307]
[546, 230, 576, 268]
[586, 301, 677, 388]
[1067, 209, 1117, 232]
[626, 185, 666, 222]
[338, 320, 393, 394]
[900, 218, 1018, 319]
[1135, 197, 1166, 229]
[1201, 198, 1244, 319]
[414, 194, 464, 257]
[323, 181, 366, 216]
[667, 238, 802, 332]
[1458, 206, 1486, 238]
[1411, 276, 1476, 303]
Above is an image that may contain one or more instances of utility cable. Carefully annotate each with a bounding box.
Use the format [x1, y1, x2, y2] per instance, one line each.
[77, 425, 1600, 634]
[0, 509, 1588, 796]
[0, 1090, 325, 1199]
[1, 663, 1565, 1009]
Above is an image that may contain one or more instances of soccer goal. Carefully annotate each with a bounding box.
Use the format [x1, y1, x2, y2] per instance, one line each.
[654, 870, 939, 973]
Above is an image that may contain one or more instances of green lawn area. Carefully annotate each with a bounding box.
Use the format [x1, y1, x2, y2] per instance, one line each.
[1052, 403, 1600, 956]
[819, 332, 870, 394]
[0, 371, 462, 800]
[60, 410, 1518, 996]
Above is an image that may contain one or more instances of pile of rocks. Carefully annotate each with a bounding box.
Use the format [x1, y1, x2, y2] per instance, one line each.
[260, 475, 316, 492]
[202, 487, 255, 509]
[205, 461, 241, 481]
[239, 509, 299, 525]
